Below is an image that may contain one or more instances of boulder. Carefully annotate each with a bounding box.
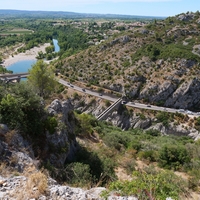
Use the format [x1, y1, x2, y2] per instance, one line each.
[0, 124, 9, 134]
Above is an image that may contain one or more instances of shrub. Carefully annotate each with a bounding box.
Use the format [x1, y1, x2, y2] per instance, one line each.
[156, 111, 171, 126]
[45, 116, 58, 134]
[128, 140, 142, 152]
[109, 168, 188, 199]
[75, 146, 116, 186]
[65, 162, 92, 187]
[75, 113, 98, 137]
[105, 100, 111, 107]
[145, 129, 161, 136]
[73, 92, 79, 99]
[138, 150, 158, 162]
[103, 132, 132, 151]
[158, 145, 190, 170]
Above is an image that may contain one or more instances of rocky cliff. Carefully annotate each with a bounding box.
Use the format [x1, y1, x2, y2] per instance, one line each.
[71, 97, 200, 140]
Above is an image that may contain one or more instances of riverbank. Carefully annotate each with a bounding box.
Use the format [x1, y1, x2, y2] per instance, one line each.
[2, 43, 50, 68]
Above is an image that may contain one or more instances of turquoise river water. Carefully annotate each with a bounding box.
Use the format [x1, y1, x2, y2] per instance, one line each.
[7, 39, 59, 73]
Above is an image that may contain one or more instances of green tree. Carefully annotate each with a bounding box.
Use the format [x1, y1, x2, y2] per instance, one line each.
[0, 82, 45, 135]
[28, 60, 57, 97]
[75, 113, 98, 137]
[0, 94, 24, 129]
[45, 45, 54, 54]
[65, 162, 92, 187]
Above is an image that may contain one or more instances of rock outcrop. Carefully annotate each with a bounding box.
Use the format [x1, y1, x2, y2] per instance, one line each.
[0, 174, 138, 200]
[72, 97, 200, 140]
[165, 78, 200, 109]
[45, 99, 78, 167]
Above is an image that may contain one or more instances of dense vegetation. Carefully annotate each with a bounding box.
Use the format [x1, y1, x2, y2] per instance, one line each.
[0, 60, 57, 135]
[0, 83, 45, 135]
[0, 14, 154, 62]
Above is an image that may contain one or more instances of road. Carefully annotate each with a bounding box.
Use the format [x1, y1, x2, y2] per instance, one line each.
[1, 74, 198, 117]
[58, 79, 118, 102]
[59, 79, 200, 117]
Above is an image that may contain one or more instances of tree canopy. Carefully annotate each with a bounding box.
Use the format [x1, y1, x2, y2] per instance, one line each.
[0, 82, 45, 135]
[28, 60, 57, 98]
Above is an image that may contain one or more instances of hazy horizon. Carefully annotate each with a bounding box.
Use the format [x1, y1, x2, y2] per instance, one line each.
[1, 0, 200, 18]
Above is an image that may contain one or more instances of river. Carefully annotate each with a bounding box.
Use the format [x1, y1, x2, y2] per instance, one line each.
[7, 39, 60, 73]
[53, 38, 60, 53]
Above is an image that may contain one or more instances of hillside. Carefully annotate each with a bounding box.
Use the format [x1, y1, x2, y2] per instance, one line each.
[54, 11, 200, 111]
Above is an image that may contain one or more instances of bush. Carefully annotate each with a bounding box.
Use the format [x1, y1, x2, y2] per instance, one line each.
[158, 145, 190, 170]
[103, 132, 132, 151]
[0, 83, 45, 136]
[109, 168, 188, 199]
[65, 162, 92, 187]
[45, 116, 58, 134]
[128, 140, 142, 152]
[75, 146, 116, 186]
[138, 150, 158, 162]
[156, 111, 171, 126]
[105, 100, 111, 107]
[145, 129, 161, 136]
[75, 113, 98, 137]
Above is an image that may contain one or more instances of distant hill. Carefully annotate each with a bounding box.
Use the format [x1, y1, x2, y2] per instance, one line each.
[0, 9, 166, 20]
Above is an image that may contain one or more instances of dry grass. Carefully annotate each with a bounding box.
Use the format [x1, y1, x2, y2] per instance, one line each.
[0, 163, 49, 200]
[4, 130, 16, 145]
[0, 162, 9, 177]
[11, 169, 49, 200]
[27, 171, 48, 195]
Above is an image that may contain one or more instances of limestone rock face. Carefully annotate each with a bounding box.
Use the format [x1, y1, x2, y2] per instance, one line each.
[148, 123, 200, 140]
[0, 125, 35, 173]
[139, 81, 177, 103]
[133, 118, 152, 129]
[109, 83, 123, 92]
[165, 78, 200, 109]
[130, 76, 200, 110]
[46, 99, 78, 168]
[177, 13, 195, 21]
[72, 97, 200, 140]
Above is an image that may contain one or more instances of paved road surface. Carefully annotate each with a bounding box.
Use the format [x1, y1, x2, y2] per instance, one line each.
[59, 79, 200, 117]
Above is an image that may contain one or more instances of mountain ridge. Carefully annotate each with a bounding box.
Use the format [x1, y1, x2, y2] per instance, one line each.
[0, 9, 166, 19]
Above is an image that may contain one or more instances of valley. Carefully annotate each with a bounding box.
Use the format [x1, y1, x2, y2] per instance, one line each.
[0, 9, 200, 200]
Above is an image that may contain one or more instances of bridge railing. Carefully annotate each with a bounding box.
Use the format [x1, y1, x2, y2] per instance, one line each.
[97, 98, 122, 120]
[0, 73, 29, 78]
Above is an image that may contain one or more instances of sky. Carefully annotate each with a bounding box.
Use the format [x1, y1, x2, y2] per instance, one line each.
[1, 0, 200, 17]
